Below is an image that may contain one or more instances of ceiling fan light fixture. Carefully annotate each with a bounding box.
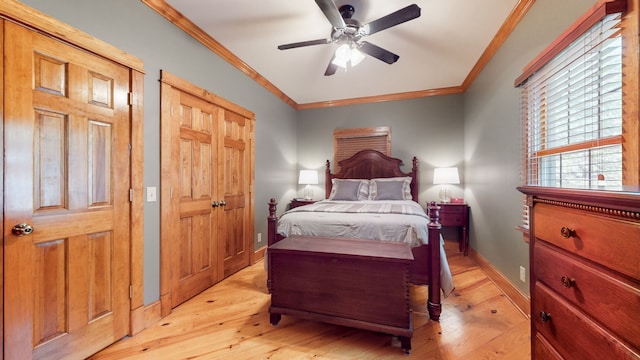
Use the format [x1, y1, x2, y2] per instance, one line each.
[278, 2, 421, 75]
[350, 47, 365, 66]
[332, 43, 364, 70]
[332, 43, 351, 69]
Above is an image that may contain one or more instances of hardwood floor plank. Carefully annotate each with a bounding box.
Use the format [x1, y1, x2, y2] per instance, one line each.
[90, 241, 530, 359]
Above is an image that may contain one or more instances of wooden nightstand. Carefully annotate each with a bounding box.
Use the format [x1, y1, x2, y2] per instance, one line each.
[290, 198, 317, 209]
[436, 203, 470, 255]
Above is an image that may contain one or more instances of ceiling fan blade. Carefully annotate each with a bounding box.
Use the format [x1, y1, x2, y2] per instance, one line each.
[363, 4, 421, 35]
[359, 41, 399, 64]
[278, 38, 330, 50]
[315, 0, 346, 29]
[324, 54, 338, 76]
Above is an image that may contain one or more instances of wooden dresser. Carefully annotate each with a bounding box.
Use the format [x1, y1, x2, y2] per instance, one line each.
[518, 186, 640, 360]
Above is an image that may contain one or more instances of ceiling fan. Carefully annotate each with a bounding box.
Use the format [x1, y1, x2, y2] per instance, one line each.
[277, 0, 421, 76]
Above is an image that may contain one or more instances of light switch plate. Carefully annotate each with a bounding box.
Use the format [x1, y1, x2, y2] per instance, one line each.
[146, 187, 157, 202]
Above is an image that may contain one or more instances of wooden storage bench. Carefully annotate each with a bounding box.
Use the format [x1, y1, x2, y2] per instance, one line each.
[268, 236, 414, 354]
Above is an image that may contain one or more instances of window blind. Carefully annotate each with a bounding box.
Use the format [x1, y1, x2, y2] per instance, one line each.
[334, 127, 390, 173]
[518, 12, 623, 228]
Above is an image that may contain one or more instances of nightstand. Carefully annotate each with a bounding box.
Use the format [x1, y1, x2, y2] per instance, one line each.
[436, 203, 470, 255]
[290, 198, 317, 209]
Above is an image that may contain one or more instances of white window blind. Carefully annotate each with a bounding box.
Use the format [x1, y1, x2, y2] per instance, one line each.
[518, 13, 623, 228]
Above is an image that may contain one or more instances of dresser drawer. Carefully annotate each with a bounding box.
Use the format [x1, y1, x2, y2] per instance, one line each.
[534, 203, 640, 279]
[440, 205, 465, 214]
[438, 204, 467, 226]
[534, 284, 640, 360]
[534, 334, 563, 360]
[534, 242, 640, 350]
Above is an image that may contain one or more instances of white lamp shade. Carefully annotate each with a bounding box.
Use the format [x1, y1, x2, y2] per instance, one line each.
[298, 170, 318, 185]
[433, 167, 460, 184]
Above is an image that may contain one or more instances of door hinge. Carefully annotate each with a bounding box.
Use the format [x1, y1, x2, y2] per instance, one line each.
[128, 92, 134, 106]
[129, 189, 133, 202]
[170, 187, 173, 199]
[129, 285, 133, 299]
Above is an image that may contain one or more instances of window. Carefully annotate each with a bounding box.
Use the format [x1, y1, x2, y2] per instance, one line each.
[333, 127, 390, 173]
[520, 13, 622, 189]
[515, 0, 633, 230]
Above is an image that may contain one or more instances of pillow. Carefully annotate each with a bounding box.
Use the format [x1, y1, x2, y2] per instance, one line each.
[369, 177, 412, 200]
[328, 179, 369, 200]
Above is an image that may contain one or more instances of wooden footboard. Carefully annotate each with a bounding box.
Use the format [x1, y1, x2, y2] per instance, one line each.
[266, 199, 443, 321]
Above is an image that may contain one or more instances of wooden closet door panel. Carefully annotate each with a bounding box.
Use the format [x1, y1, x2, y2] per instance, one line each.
[3, 22, 130, 360]
[220, 110, 251, 278]
[170, 90, 218, 307]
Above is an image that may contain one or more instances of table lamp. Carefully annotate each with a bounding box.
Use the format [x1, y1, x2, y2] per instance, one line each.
[433, 167, 460, 203]
[298, 170, 318, 200]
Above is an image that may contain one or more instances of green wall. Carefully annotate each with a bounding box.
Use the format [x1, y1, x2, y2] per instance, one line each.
[463, 0, 597, 294]
[297, 95, 465, 203]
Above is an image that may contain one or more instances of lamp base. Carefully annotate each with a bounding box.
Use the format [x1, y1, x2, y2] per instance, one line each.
[438, 185, 452, 203]
[303, 185, 313, 200]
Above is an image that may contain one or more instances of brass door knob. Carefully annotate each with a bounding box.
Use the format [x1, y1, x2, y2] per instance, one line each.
[12, 223, 34, 236]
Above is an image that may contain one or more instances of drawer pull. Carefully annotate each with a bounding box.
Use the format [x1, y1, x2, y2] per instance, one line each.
[560, 275, 575, 288]
[539, 311, 552, 323]
[560, 226, 576, 238]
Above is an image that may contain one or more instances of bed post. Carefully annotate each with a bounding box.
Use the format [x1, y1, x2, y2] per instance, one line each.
[411, 157, 418, 201]
[325, 159, 332, 199]
[268, 198, 278, 247]
[427, 201, 442, 321]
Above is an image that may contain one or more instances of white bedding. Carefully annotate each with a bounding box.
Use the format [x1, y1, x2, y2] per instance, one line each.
[276, 199, 455, 297]
[278, 200, 429, 248]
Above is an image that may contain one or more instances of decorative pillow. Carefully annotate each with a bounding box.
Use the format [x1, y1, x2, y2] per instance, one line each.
[329, 179, 369, 200]
[369, 177, 412, 200]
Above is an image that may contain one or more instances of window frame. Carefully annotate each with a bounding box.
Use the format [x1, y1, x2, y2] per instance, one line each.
[515, 0, 638, 235]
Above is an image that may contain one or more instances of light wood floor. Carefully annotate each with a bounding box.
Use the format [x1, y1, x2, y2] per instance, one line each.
[90, 241, 531, 359]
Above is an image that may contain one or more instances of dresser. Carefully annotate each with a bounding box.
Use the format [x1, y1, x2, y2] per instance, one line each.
[518, 186, 640, 360]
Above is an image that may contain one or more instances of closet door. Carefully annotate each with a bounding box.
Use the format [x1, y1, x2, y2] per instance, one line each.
[167, 87, 219, 308]
[220, 109, 253, 278]
[160, 71, 254, 313]
[3, 22, 131, 359]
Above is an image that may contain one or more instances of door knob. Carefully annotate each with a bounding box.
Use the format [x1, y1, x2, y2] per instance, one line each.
[12, 223, 34, 236]
[212, 201, 219, 208]
[220, 200, 226, 206]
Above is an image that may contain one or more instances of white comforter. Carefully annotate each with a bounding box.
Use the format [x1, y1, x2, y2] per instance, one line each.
[278, 200, 429, 248]
[276, 199, 455, 297]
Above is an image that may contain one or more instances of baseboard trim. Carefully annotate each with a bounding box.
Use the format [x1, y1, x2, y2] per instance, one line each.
[469, 247, 530, 317]
[253, 245, 266, 264]
[144, 300, 162, 329]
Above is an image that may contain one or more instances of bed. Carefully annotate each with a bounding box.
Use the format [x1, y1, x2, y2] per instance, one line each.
[267, 149, 454, 321]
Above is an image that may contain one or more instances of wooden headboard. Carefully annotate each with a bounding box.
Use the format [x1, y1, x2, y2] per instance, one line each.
[325, 149, 419, 202]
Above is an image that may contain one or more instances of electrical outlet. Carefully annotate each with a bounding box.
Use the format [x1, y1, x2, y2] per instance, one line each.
[257, 233, 262, 243]
[519, 266, 526, 282]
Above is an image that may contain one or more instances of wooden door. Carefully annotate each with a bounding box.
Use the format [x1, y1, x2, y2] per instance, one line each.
[3, 22, 131, 360]
[220, 110, 253, 278]
[160, 71, 254, 313]
[167, 88, 219, 308]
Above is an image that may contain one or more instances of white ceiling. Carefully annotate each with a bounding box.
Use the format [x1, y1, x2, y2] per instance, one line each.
[164, 0, 520, 105]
